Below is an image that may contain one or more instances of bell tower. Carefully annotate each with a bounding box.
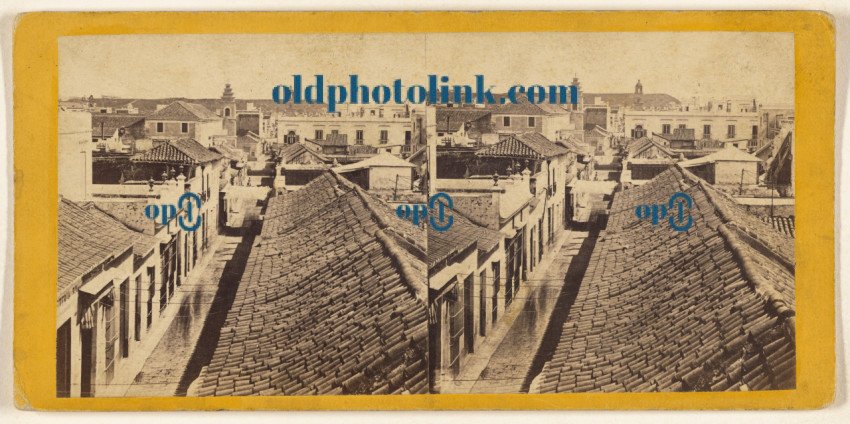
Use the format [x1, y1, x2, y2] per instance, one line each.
[220, 83, 238, 136]
[221, 83, 236, 118]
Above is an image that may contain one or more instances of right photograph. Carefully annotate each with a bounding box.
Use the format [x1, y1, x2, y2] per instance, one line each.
[425, 32, 796, 395]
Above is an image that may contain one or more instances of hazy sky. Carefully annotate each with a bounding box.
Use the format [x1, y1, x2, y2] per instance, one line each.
[59, 32, 794, 105]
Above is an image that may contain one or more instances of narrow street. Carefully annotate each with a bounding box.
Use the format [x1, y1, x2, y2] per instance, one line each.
[445, 229, 596, 394]
[122, 232, 253, 397]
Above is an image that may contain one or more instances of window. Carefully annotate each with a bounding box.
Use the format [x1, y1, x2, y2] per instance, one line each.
[678, 124, 687, 129]
[119, 280, 129, 359]
[479, 270, 487, 337]
[181, 122, 188, 133]
[134, 275, 142, 341]
[224, 107, 231, 117]
[315, 129, 323, 140]
[103, 296, 117, 383]
[491, 262, 500, 324]
[752, 125, 758, 137]
[703, 125, 711, 137]
[662, 124, 671, 134]
[146, 267, 155, 329]
[379, 130, 389, 144]
[156, 122, 164, 133]
[331, 129, 339, 136]
[503, 116, 511, 127]
[448, 285, 463, 377]
[528, 117, 536, 127]
[727, 124, 736, 138]
[356, 130, 364, 144]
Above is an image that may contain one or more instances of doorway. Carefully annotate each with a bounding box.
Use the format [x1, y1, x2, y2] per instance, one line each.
[56, 321, 71, 397]
[463, 274, 474, 354]
[80, 326, 95, 397]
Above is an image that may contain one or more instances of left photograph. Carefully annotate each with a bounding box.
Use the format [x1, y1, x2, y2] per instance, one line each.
[56, 34, 430, 397]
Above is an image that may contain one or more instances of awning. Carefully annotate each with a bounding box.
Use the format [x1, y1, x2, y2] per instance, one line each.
[568, 179, 618, 195]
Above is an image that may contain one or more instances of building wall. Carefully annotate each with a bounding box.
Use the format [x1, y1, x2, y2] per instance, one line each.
[276, 116, 414, 150]
[237, 113, 261, 136]
[146, 120, 225, 147]
[56, 249, 136, 398]
[368, 167, 414, 191]
[473, 244, 507, 355]
[715, 161, 759, 186]
[57, 161, 224, 398]
[491, 113, 544, 134]
[146, 120, 197, 140]
[431, 250, 477, 392]
[59, 110, 93, 202]
[624, 111, 760, 141]
[194, 120, 228, 147]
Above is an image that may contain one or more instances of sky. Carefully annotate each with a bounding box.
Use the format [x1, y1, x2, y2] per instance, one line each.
[59, 32, 794, 106]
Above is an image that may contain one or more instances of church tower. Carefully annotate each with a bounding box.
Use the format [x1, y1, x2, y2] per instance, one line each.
[221, 83, 236, 118]
[220, 83, 238, 136]
[635, 80, 644, 95]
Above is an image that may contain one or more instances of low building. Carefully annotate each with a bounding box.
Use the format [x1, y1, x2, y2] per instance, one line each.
[145, 101, 226, 147]
[535, 166, 795, 393]
[91, 113, 147, 153]
[427, 207, 504, 393]
[680, 145, 761, 187]
[131, 138, 225, 258]
[620, 136, 677, 185]
[56, 198, 160, 398]
[195, 172, 429, 395]
[333, 152, 417, 193]
[273, 143, 329, 193]
[435, 107, 494, 146]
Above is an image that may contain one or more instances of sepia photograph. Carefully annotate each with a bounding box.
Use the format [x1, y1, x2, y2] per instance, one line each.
[54, 31, 795, 398]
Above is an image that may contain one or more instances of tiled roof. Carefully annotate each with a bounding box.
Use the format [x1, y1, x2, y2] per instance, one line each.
[131, 139, 223, 165]
[58, 198, 144, 305]
[490, 95, 548, 115]
[436, 108, 492, 132]
[91, 114, 145, 137]
[476, 132, 570, 159]
[319, 133, 349, 146]
[657, 128, 696, 142]
[538, 166, 795, 393]
[348, 145, 379, 155]
[83, 201, 156, 234]
[147, 101, 220, 121]
[80, 202, 159, 260]
[627, 137, 675, 159]
[763, 216, 795, 238]
[197, 172, 429, 396]
[428, 205, 501, 270]
[275, 143, 326, 164]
